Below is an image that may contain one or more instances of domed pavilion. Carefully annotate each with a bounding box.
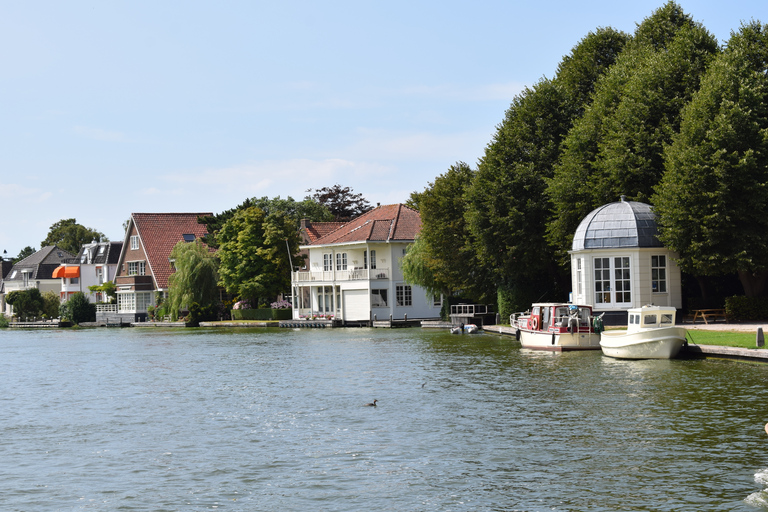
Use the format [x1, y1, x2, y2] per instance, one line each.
[569, 197, 681, 318]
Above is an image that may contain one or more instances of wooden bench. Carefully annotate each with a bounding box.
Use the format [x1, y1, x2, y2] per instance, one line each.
[691, 308, 728, 324]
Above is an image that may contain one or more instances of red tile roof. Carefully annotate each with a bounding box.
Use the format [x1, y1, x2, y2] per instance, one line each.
[132, 213, 212, 289]
[303, 221, 346, 243]
[309, 204, 421, 245]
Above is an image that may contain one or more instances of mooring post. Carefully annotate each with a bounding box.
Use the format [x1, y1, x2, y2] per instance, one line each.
[757, 327, 764, 348]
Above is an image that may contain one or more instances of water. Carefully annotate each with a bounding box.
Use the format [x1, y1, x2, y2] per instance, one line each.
[1, 327, 768, 511]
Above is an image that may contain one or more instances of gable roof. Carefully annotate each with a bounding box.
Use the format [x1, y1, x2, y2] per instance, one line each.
[129, 213, 212, 290]
[5, 246, 76, 281]
[309, 204, 421, 246]
[75, 241, 124, 265]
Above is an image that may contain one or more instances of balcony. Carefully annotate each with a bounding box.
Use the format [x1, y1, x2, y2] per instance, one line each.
[292, 267, 390, 283]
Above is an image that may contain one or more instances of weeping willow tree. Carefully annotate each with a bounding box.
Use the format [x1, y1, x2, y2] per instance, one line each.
[167, 239, 219, 321]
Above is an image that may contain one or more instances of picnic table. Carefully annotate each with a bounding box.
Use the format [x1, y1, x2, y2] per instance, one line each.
[691, 308, 728, 324]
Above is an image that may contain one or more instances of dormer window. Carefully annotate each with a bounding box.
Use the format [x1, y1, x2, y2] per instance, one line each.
[182, 234, 196, 242]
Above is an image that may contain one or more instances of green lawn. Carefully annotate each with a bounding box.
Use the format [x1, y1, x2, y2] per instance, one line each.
[685, 329, 765, 349]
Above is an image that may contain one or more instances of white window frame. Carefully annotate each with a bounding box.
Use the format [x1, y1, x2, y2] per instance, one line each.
[130, 235, 139, 250]
[127, 261, 146, 276]
[336, 252, 347, 271]
[651, 255, 667, 293]
[323, 253, 332, 272]
[371, 289, 388, 307]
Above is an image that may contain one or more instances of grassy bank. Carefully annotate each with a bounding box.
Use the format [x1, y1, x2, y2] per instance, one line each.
[685, 329, 764, 349]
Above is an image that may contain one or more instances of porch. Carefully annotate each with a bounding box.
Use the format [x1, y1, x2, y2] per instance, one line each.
[292, 267, 390, 283]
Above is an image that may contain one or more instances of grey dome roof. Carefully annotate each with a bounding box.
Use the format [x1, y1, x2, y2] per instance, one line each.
[572, 199, 662, 251]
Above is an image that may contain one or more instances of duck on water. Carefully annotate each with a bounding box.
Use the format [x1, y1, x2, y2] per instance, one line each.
[364, 399, 378, 407]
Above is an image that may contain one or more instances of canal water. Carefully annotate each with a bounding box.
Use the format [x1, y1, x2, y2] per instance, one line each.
[2, 327, 768, 511]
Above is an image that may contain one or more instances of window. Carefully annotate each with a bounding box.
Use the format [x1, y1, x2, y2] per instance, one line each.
[22, 271, 30, 287]
[182, 234, 196, 242]
[336, 252, 347, 271]
[96, 267, 103, 285]
[118, 292, 152, 312]
[323, 253, 332, 272]
[70, 277, 79, 285]
[576, 258, 583, 296]
[433, 294, 443, 307]
[651, 255, 667, 293]
[594, 258, 610, 304]
[594, 257, 631, 305]
[128, 261, 146, 276]
[130, 235, 139, 250]
[614, 257, 631, 303]
[396, 285, 412, 307]
[364, 249, 377, 270]
[371, 289, 388, 307]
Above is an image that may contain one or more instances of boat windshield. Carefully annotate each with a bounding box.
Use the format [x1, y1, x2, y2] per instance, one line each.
[643, 314, 658, 326]
[661, 313, 673, 325]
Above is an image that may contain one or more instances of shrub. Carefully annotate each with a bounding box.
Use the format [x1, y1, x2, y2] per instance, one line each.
[725, 296, 768, 322]
[60, 292, 96, 325]
[0, 314, 8, 328]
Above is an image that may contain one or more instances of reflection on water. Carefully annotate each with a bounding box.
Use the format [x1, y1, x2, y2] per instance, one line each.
[1, 327, 768, 511]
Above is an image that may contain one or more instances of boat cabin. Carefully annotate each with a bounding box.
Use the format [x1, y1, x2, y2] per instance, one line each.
[525, 303, 593, 333]
[626, 306, 676, 333]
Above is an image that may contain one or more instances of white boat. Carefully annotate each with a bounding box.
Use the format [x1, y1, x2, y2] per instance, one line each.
[599, 305, 687, 359]
[512, 303, 601, 351]
[464, 324, 479, 334]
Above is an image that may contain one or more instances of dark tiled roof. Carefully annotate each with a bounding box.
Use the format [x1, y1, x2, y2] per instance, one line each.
[6, 246, 76, 280]
[131, 213, 212, 289]
[572, 200, 663, 251]
[310, 204, 421, 245]
[74, 241, 124, 265]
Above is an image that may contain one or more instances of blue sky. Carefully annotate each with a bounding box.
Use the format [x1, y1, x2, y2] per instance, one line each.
[1, 1, 764, 257]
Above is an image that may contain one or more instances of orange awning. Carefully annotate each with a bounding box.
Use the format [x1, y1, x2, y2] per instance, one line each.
[53, 266, 80, 278]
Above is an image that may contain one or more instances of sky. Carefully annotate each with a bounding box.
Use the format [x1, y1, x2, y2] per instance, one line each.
[1, 1, 765, 257]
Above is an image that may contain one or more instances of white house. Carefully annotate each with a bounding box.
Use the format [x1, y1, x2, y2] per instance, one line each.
[291, 204, 441, 325]
[570, 197, 682, 321]
[54, 241, 123, 303]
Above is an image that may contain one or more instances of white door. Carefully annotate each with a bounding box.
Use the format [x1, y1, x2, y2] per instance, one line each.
[342, 290, 369, 321]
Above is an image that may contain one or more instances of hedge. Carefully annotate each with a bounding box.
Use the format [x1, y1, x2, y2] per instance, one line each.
[725, 296, 768, 322]
[231, 308, 292, 321]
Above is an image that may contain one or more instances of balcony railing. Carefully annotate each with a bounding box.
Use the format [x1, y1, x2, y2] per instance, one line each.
[292, 267, 390, 283]
[96, 304, 118, 313]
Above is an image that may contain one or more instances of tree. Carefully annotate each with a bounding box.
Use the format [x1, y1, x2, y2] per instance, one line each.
[167, 239, 219, 321]
[402, 162, 492, 302]
[5, 288, 44, 320]
[13, 246, 36, 263]
[198, 196, 332, 248]
[461, 27, 628, 313]
[59, 292, 96, 324]
[653, 21, 768, 297]
[88, 281, 117, 303]
[216, 207, 302, 305]
[306, 184, 372, 221]
[40, 218, 107, 255]
[547, 2, 715, 258]
[41, 291, 61, 319]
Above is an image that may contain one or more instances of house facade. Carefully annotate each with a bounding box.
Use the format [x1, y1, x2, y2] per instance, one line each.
[569, 198, 682, 322]
[3, 246, 76, 317]
[112, 213, 211, 322]
[54, 241, 123, 303]
[292, 204, 441, 325]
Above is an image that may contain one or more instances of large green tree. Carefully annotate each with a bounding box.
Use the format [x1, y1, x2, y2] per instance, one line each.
[402, 162, 491, 301]
[198, 196, 332, 248]
[216, 207, 302, 305]
[40, 218, 107, 255]
[547, 2, 717, 257]
[167, 239, 219, 320]
[653, 21, 768, 297]
[460, 27, 629, 312]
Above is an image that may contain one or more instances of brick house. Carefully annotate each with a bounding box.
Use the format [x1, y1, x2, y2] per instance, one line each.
[111, 213, 211, 322]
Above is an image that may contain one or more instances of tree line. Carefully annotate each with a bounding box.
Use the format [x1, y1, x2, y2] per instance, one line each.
[403, 2, 768, 318]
